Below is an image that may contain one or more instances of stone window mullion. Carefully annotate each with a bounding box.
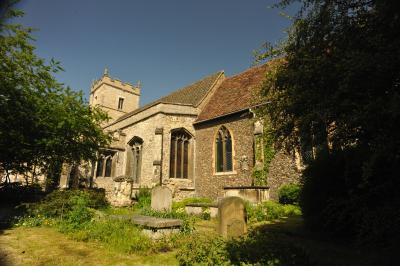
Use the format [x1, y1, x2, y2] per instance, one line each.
[180, 138, 185, 178]
[222, 137, 227, 172]
[174, 138, 178, 178]
[170, 129, 191, 179]
[215, 126, 233, 173]
[101, 157, 107, 177]
[132, 147, 137, 182]
[136, 146, 142, 183]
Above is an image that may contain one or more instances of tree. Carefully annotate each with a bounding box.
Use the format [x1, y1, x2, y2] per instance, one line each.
[0, 3, 111, 186]
[257, 0, 400, 244]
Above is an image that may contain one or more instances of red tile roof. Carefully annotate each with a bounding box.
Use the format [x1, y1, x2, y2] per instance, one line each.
[195, 64, 268, 123]
[108, 71, 223, 127]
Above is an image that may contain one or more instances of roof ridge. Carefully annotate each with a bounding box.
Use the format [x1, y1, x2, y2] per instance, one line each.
[105, 70, 223, 128]
[194, 71, 224, 108]
[159, 70, 223, 104]
[225, 63, 267, 80]
[195, 63, 269, 124]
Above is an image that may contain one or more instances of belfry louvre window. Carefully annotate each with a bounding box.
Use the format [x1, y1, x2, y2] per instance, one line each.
[170, 129, 191, 179]
[118, 97, 124, 110]
[126, 137, 143, 183]
[215, 126, 233, 172]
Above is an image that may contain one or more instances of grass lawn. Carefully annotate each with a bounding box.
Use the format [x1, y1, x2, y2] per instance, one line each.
[1, 204, 399, 266]
[0, 227, 178, 266]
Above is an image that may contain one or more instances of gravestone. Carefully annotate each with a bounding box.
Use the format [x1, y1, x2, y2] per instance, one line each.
[218, 196, 247, 238]
[151, 186, 172, 212]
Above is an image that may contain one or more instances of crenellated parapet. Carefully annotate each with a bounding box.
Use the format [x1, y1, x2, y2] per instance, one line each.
[91, 70, 140, 96]
[89, 68, 141, 123]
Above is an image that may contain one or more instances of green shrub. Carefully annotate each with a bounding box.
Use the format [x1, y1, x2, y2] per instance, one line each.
[246, 201, 301, 223]
[176, 234, 230, 266]
[58, 194, 94, 231]
[172, 197, 213, 221]
[27, 189, 108, 219]
[300, 148, 400, 245]
[0, 183, 45, 204]
[135, 186, 151, 209]
[278, 184, 300, 205]
[227, 230, 311, 266]
[177, 230, 311, 266]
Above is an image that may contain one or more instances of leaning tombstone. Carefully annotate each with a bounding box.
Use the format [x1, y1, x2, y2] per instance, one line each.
[218, 196, 247, 238]
[151, 186, 172, 212]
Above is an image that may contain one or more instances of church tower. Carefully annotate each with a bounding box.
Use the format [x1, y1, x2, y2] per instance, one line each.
[89, 68, 141, 123]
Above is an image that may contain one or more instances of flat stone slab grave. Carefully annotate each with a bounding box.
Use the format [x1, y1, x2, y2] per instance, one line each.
[109, 214, 182, 239]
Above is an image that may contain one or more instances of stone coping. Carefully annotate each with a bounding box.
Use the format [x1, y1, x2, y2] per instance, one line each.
[109, 214, 182, 229]
[185, 202, 218, 208]
[131, 215, 182, 229]
[223, 186, 269, 190]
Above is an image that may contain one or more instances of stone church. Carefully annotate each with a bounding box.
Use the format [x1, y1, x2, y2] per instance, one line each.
[61, 64, 300, 205]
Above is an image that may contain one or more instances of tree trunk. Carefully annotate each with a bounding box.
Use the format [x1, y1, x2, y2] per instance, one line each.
[69, 164, 80, 189]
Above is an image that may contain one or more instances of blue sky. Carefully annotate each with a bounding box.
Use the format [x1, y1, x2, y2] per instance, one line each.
[14, 0, 296, 105]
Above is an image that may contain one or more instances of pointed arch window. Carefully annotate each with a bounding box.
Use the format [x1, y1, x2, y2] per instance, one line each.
[126, 136, 143, 183]
[215, 126, 233, 172]
[170, 129, 191, 179]
[104, 156, 112, 177]
[96, 157, 104, 177]
[95, 151, 116, 177]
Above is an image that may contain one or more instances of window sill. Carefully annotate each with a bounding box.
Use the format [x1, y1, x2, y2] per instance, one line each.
[168, 178, 191, 181]
[214, 171, 237, 176]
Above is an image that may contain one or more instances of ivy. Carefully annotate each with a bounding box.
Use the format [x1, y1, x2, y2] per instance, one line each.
[253, 119, 275, 186]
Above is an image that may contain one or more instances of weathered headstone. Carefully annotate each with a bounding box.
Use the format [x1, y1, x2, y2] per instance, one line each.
[151, 186, 172, 212]
[218, 196, 247, 238]
[59, 164, 71, 189]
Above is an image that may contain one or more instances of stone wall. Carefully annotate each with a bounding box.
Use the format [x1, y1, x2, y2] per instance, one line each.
[194, 112, 301, 201]
[100, 107, 199, 203]
[120, 112, 197, 188]
[267, 150, 300, 200]
[194, 112, 254, 199]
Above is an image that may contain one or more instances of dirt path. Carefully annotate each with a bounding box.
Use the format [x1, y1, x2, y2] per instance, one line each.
[0, 227, 177, 266]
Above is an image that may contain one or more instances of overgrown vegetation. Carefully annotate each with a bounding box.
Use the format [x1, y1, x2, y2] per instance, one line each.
[134, 186, 151, 210]
[15, 189, 199, 254]
[252, 120, 275, 186]
[278, 183, 300, 205]
[14, 189, 153, 254]
[177, 229, 311, 266]
[246, 201, 301, 223]
[172, 197, 212, 210]
[0, 182, 45, 204]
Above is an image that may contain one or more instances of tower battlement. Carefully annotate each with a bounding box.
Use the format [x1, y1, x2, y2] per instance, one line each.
[89, 68, 141, 123]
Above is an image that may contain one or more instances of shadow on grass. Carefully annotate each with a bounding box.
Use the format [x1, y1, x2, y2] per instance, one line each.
[225, 217, 313, 266]
[0, 183, 46, 230]
[239, 216, 400, 266]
